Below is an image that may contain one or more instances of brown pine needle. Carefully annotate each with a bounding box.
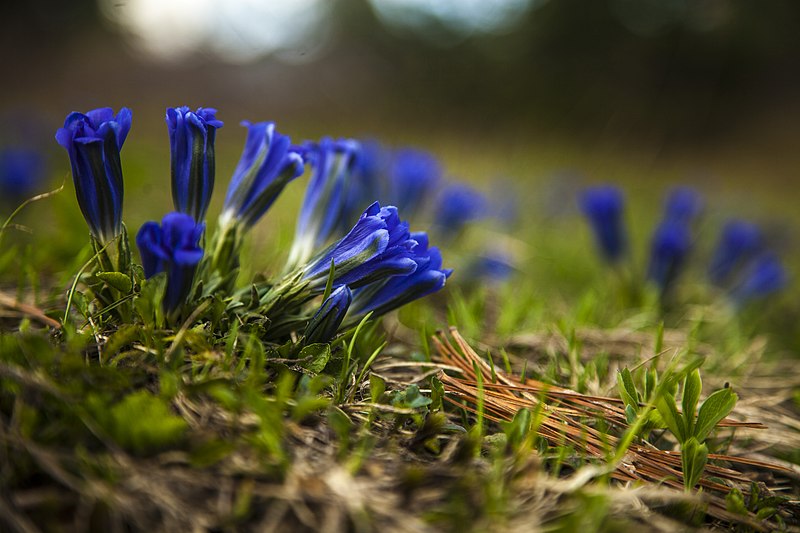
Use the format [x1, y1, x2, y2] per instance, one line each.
[432, 327, 794, 528]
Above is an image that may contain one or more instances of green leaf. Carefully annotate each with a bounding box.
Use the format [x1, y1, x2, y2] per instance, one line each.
[656, 392, 687, 443]
[681, 437, 708, 491]
[429, 376, 444, 411]
[369, 373, 386, 404]
[682, 369, 702, 435]
[103, 391, 188, 455]
[392, 384, 432, 410]
[694, 388, 738, 442]
[298, 343, 331, 374]
[617, 368, 639, 408]
[96, 271, 133, 293]
[502, 407, 531, 451]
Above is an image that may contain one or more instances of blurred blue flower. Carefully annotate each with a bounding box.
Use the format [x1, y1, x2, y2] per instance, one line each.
[646, 221, 692, 291]
[664, 187, 703, 224]
[339, 139, 389, 232]
[136, 212, 204, 316]
[0, 147, 47, 201]
[221, 121, 304, 228]
[708, 220, 762, 285]
[349, 232, 452, 317]
[304, 285, 352, 344]
[433, 183, 488, 237]
[288, 137, 359, 267]
[388, 148, 442, 216]
[579, 186, 627, 263]
[55, 107, 132, 243]
[465, 253, 515, 282]
[731, 253, 788, 303]
[303, 202, 419, 290]
[167, 106, 223, 221]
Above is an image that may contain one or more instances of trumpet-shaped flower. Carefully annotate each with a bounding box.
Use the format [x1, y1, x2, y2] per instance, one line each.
[579, 186, 627, 263]
[304, 285, 352, 344]
[433, 183, 488, 237]
[731, 253, 787, 303]
[0, 147, 46, 201]
[303, 202, 419, 290]
[349, 232, 452, 318]
[136, 212, 204, 316]
[220, 121, 304, 228]
[708, 220, 762, 285]
[288, 137, 359, 267]
[167, 106, 223, 221]
[664, 187, 703, 224]
[647, 221, 691, 291]
[388, 148, 442, 216]
[338, 139, 389, 231]
[55, 107, 132, 242]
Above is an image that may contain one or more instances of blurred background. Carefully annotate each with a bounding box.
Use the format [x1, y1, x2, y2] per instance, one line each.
[4, 0, 800, 166]
[2, 0, 800, 347]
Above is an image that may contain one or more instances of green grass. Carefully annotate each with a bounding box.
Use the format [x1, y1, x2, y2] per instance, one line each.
[0, 135, 799, 532]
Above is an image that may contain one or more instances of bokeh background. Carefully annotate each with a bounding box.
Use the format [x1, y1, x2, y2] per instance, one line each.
[6, 0, 800, 171]
[2, 0, 800, 346]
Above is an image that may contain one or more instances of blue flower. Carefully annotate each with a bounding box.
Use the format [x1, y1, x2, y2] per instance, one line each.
[288, 137, 359, 267]
[136, 212, 204, 316]
[349, 232, 452, 317]
[664, 187, 703, 224]
[464, 253, 515, 282]
[304, 285, 353, 344]
[731, 253, 788, 303]
[167, 106, 223, 221]
[339, 139, 389, 233]
[0, 147, 47, 202]
[55, 107, 132, 242]
[579, 186, 627, 263]
[220, 121, 304, 228]
[433, 183, 488, 237]
[303, 202, 419, 290]
[646, 221, 691, 291]
[388, 148, 442, 216]
[708, 220, 762, 285]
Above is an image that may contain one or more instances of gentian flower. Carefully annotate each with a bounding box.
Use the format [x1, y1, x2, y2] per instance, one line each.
[664, 187, 703, 224]
[388, 148, 442, 216]
[731, 253, 788, 303]
[55, 107, 132, 243]
[464, 253, 515, 282]
[302, 202, 419, 290]
[708, 220, 762, 285]
[349, 232, 452, 318]
[167, 106, 223, 221]
[433, 183, 488, 237]
[646, 221, 692, 291]
[136, 212, 204, 316]
[338, 139, 388, 233]
[304, 285, 352, 344]
[287, 137, 359, 267]
[579, 186, 627, 263]
[0, 147, 46, 202]
[220, 121, 304, 229]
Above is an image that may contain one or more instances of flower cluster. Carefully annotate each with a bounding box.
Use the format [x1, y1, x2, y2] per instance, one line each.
[56, 106, 452, 337]
[709, 219, 787, 303]
[579, 184, 788, 306]
[292, 137, 513, 284]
